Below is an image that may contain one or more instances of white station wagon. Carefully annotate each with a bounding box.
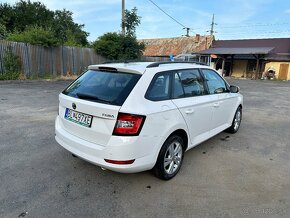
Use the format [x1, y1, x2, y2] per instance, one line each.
[55, 62, 243, 180]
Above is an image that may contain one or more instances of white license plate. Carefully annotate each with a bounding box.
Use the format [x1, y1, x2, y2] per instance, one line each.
[64, 108, 93, 128]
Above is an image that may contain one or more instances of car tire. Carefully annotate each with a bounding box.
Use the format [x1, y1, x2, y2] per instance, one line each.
[153, 135, 185, 180]
[226, 107, 242, 134]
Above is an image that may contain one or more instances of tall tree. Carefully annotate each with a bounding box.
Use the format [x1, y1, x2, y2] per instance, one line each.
[93, 6, 144, 60]
[52, 9, 89, 46]
[4, 0, 54, 32]
[0, 3, 15, 32]
[124, 7, 141, 37]
[0, 0, 88, 46]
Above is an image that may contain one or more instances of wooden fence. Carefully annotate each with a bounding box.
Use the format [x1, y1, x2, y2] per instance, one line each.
[0, 40, 108, 78]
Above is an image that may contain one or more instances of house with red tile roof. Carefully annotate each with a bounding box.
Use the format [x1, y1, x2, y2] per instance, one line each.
[139, 35, 213, 58]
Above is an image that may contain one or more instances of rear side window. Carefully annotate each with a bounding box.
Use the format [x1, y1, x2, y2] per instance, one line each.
[173, 69, 205, 98]
[63, 70, 141, 106]
[145, 73, 171, 101]
[202, 69, 228, 94]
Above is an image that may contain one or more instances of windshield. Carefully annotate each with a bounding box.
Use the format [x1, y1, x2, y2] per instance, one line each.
[62, 69, 141, 106]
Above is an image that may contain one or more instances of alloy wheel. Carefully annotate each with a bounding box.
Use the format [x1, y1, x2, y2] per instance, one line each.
[163, 141, 183, 175]
[234, 110, 241, 131]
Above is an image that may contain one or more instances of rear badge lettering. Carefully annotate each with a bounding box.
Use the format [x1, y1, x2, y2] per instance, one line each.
[102, 113, 114, 118]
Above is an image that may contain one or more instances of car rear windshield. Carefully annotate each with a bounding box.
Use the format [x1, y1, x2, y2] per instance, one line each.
[62, 69, 141, 106]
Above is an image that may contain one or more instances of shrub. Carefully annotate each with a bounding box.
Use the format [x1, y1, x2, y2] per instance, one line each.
[6, 26, 58, 47]
[0, 23, 7, 39]
[0, 46, 21, 80]
[92, 32, 145, 60]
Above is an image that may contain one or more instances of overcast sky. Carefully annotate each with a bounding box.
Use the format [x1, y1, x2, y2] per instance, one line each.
[2, 0, 290, 41]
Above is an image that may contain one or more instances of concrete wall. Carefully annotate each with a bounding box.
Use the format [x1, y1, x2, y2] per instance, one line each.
[265, 62, 290, 80]
[232, 60, 248, 78]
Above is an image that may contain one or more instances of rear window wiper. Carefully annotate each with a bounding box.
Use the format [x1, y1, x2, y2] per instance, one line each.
[76, 92, 112, 104]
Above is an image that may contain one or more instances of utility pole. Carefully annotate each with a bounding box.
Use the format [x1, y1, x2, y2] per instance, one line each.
[122, 0, 125, 35]
[183, 27, 190, 37]
[210, 14, 216, 36]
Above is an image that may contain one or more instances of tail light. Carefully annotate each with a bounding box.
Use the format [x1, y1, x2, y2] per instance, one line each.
[113, 113, 145, 136]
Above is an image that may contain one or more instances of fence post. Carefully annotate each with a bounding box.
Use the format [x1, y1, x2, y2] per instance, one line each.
[61, 46, 64, 76]
[25, 43, 31, 78]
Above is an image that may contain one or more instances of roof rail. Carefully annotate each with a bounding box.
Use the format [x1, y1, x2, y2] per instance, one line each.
[102, 60, 151, 64]
[102, 60, 127, 64]
[146, 61, 208, 68]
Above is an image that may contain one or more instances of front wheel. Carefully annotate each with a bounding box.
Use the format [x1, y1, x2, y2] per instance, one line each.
[226, 107, 242, 133]
[153, 135, 184, 180]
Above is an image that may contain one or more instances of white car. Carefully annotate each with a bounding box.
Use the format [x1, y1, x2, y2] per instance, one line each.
[55, 62, 243, 180]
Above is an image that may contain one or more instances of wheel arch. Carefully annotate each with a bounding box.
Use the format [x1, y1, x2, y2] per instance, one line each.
[166, 129, 189, 151]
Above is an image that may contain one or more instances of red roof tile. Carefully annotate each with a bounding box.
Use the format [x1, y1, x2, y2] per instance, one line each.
[139, 35, 214, 57]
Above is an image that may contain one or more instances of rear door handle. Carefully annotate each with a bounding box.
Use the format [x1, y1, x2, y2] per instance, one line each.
[213, 102, 220, 108]
[185, 109, 195, 114]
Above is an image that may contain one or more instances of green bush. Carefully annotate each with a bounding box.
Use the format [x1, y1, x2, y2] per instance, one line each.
[6, 26, 58, 47]
[0, 47, 21, 80]
[0, 23, 7, 39]
[92, 32, 145, 60]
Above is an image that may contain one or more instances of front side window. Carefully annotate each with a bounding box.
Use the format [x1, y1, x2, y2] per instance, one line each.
[146, 73, 171, 101]
[173, 69, 205, 98]
[202, 69, 228, 94]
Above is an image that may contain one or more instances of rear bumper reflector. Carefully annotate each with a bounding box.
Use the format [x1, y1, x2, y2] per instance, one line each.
[104, 159, 135, 165]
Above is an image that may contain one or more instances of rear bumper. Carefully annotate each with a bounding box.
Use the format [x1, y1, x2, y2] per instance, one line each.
[55, 116, 156, 173]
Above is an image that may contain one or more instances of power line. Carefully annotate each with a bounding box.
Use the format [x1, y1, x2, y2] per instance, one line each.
[147, 0, 197, 36]
[217, 23, 290, 29]
[217, 22, 290, 28]
[219, 34, 290, 38]
[147, 0, 186, 29]
[218, 30, 290, 36]
[142, 3, 290, 38]
[217, 34, 290, 40]
[193, 22, 290, 31]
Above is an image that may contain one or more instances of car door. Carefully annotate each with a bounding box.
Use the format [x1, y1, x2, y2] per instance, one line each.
[171, 69, 214, 148]
[201, 69, 237, 136]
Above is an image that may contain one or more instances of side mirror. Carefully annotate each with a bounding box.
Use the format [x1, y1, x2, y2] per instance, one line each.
[229, 85, 240, 93]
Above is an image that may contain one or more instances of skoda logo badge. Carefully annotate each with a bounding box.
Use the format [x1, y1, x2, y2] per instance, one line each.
[72, 103, 76, 110]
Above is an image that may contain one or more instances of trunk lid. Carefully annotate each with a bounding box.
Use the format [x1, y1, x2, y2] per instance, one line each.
[59, 94, 120, 146]
[58, 68, 141, 146]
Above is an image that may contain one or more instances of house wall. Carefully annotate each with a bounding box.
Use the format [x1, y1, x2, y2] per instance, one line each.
[231, 60, 290, 80]
[232, 60, 248, 78]
[265, 62, 290, 80]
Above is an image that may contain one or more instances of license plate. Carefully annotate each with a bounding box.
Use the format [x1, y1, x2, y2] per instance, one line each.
[64, 108, 93, 128]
